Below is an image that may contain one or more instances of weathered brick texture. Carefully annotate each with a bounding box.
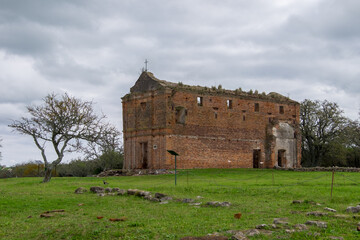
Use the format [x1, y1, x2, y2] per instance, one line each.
[122, 72, 301, 169]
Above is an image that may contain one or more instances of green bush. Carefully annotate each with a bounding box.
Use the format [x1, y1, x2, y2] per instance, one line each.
[57, 150, 123, 177]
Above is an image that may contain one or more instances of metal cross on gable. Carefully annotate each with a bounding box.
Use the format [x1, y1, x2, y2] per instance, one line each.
[144, 59, 148, 72]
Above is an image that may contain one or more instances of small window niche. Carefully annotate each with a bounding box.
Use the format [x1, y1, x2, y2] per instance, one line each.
[175, 106, 187, 124]
[243, 115, 246, 121]
[214, 112, 218, 119]
[279, 106, 284, 114]
[254, 103, 259, 112]
[227, 99, 233, 109]
[197, 96, 203, 106]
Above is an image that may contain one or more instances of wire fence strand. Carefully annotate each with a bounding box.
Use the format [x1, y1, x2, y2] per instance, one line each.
[147, 170, 360, 196]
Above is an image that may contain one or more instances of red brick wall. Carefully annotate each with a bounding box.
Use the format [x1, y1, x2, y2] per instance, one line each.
[123, 88, 301, 169]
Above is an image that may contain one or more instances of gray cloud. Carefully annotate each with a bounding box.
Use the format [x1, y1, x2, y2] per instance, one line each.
[1, 0, 359, 166]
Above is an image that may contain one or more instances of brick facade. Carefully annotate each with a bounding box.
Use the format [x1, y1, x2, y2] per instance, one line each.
[122, 72, 301, 169]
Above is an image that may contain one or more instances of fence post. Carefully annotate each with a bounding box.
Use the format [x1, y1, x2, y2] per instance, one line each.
[331, 170, 335, 198]
[175, 155, 177, 186]
[187, 170, 189, 186]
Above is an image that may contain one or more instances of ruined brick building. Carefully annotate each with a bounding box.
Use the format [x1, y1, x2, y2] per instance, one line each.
[122, 71, 301, 169]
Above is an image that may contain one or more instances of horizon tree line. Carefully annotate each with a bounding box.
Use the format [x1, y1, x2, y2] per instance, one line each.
[1, 94, 360, 181]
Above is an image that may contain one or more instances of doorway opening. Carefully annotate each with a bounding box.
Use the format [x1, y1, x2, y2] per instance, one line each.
[140, 142, 148, 169]
[253, 149, 261, 168]
[278, 149, 286, 167]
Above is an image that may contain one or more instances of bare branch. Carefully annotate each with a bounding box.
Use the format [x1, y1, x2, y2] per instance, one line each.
[8, 93, 121, 182]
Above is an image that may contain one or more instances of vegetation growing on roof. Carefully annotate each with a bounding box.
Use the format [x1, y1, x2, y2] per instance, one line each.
[126, 71, 296, 103]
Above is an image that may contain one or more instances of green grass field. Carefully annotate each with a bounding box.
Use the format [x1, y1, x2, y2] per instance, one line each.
[1, 169, 360, 239]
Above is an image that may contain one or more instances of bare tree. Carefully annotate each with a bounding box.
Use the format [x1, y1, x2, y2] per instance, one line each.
[82, 125, 122, 160]
[9, 93, 119, 182]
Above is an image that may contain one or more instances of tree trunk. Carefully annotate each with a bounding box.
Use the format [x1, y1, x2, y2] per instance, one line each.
[43, 165, 53, 183]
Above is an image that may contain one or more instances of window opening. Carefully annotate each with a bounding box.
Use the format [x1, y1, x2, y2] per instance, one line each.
[254, 103, 259, 112]
[279, 106, 284, 114]
[197, 96, 203, 106]
[227, 99, 233, 109]
[175, 107, 186, 124]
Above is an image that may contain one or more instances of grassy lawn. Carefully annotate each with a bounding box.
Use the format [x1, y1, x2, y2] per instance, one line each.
[1, 169, 360, 239]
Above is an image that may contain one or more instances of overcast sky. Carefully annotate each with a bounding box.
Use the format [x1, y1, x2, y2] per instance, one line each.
[1, 0, 360, 166]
